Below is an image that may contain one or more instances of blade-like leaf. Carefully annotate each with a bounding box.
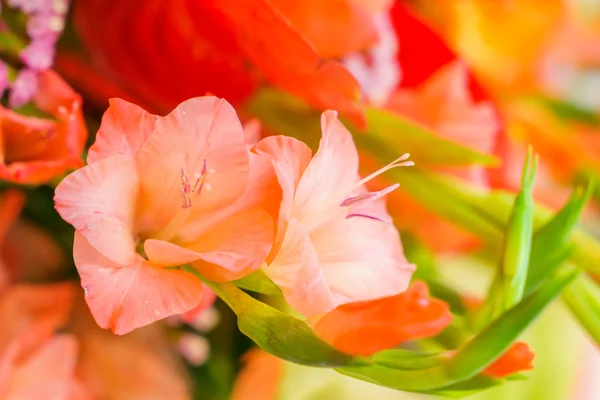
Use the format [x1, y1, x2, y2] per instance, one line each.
[499, 147, 537, 310]
[231, 268, 282, 295]
[563, 273, 600, 347]
[201, 278, 361, 367]
[526, 182, 593, 294]
[359, 108, 500, 167]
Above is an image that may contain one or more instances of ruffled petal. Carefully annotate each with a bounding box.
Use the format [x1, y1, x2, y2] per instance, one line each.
[292, 111, 359, 229]
[54, 154, 139, 266]
[253, 135, 312, 243]
[134, 97, 249, 237]
[73, 233, 203, 335]
[310, 198, 415, 304]
[263, 218, 335, 317]
[87, 98, 158, 163]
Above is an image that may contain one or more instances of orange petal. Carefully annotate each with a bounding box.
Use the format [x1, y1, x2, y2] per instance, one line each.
[0, 283, 76, 351]
[0, 334, 84, 400]
[313, 281, 452, 356]
[207, 0, 365, 124]
[0, 190, 25, 246]
[230, 350, 283, 400]
[269, 0, 378, 58]
[54, 154, 139, 266]
[73, 233, 203, 335]
[0, 70, 87, 185]
[483, 342, 534, 378]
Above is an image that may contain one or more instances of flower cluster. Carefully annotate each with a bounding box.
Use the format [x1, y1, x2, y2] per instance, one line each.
[1, 0, 599, 398]
[2, 0, 70, 107]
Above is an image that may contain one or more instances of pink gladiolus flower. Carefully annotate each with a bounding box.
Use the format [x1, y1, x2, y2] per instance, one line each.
[54, 96, 277, 335]
[254, 110, 415, 317]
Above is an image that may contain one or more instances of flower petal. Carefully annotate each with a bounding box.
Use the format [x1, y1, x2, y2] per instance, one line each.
[73, 233, 203, 335]
[313, 282, 452, 356]
[263, 218, 336, 317]
[310, 198, 415, 304]
[87, 98, 158, 163]
[146, 208, 274, 281]
[292, 111, 359, 228]
[0, 334, 83, 400]
[483, 342, 535, 378]
[253, 135, 312, 242]
[134, 96, 249, 237]
[54, 154, 139, 266]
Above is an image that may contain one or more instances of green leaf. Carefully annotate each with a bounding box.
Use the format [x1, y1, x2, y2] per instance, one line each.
[384, 167, 600, 277]
[372, 349, 448, 370]
[499, 148, 537, 310]
[562, 273, 600, 346]
[425, 375, 505, 397]
[246, 88, 499, 167]
[335, 269, 577, 392]
[231, 268, 282, 295]
[446, 267, 578, 379]
[358, 108, 500, 167]
[535, 95, 600, 126]
[201, 279, 362, 367]
[526, 182, 593, 294]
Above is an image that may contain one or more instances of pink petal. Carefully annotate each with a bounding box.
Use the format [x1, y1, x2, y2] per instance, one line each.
[87, 98, 158, 163]
[134, 97, 249, 237]
[54, 154, 139, 266]
[73, 233, 203, 335]
[263, 218, 335, 317]
[311, 200, 415, 304]
[253, 135, 312, 241]
[145, 208, 274, 281]
[292, 111, 359, 227]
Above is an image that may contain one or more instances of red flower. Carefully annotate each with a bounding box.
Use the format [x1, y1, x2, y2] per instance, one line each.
[68, 0, 363, 123]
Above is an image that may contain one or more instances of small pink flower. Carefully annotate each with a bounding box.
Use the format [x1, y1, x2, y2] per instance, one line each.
[8, 69, 39, 108]
[20, 38, 56, 71]
[26, 13, 64, 40]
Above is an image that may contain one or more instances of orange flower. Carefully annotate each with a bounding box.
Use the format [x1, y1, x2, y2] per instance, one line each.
[313, 281, 452, 356]
[483, 341, 535, 378]
[55, 96, 278, 334]
[255, 111, 414, 317]
[0, 70, 87, 185]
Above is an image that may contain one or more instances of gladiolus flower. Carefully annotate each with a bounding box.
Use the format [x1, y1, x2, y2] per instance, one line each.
[254, 110, 414, 317]
[313, 281, 452, 356]
[55, 96, 277, 334]
[483, 341, 535, 378]
[0, 70, 87, 184]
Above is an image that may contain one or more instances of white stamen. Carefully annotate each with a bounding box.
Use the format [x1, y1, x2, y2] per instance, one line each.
[353, 153, 413, 189]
